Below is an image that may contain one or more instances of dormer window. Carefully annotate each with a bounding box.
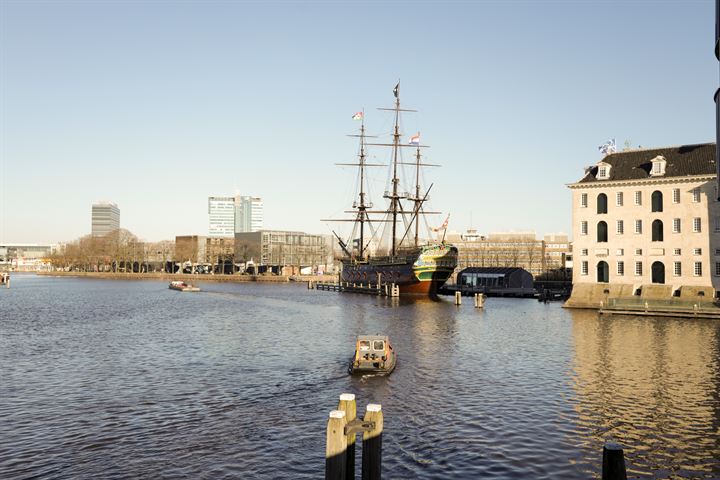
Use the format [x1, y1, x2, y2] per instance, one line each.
[650, 155, 667, 177]
[596, 162, 611, 180]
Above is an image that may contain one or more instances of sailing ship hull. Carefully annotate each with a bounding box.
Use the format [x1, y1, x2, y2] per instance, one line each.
[341, 244, 458, 295]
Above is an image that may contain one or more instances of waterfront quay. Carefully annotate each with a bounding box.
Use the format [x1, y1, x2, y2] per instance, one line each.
[1, 275, 719, 478]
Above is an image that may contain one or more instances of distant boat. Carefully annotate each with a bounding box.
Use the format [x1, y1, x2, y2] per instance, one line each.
[323, 83, 458, 295]
[348, 335, 397, 376]
[169, 280, 200, 292]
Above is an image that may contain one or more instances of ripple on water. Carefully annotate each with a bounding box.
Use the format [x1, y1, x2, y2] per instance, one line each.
[0, 276, 719, 478]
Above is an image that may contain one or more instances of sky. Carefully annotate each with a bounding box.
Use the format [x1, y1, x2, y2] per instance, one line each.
[0, 0, 716, 244]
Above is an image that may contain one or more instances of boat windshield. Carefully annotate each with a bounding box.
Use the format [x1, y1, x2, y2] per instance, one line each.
[373, 341, 385, 351]
[359, 341, 371, 351]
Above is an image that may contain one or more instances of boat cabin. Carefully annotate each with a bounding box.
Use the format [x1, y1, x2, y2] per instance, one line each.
[349, 335, 396, 375]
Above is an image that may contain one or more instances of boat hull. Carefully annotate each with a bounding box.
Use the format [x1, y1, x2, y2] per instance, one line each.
[341, 244, 457, 295]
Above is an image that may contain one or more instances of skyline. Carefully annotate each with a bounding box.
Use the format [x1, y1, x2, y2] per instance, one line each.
[1, 1, 715, 244]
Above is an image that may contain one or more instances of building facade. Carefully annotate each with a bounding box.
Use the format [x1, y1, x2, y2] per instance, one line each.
[234, 195, 263, 233]
[208, 196, 235, 238]
[445, 230, 569, 278]
[235, 230, 329, 268]
[0, 244, 55, 271]
[91, 201, 120, 237]
[566, 143, 719, 307]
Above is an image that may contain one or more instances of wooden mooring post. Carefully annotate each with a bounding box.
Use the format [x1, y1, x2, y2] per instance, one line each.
[602, 442, 627, 480]
[325, 410, 348, 480]
[337, 394, 356, 479]
[361, 404, 383, 480]
[474, 293, 485, 308]
[326, 395, 382, 480]
[455, 291, 461, 305]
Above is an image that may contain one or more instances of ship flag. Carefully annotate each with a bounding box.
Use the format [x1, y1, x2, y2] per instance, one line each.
[352, 111, 363, 121]
[598, 138, 617, 155]
[432, 214, 450, 232]
[393, 82, 399, 98]
[409, 133, 420, 145]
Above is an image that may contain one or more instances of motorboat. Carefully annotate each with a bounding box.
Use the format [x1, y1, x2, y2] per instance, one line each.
[349, 335, 396, 375]
[169, 280, 200, 292]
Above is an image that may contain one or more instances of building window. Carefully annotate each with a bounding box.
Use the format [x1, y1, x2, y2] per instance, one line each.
[692, 188, 701, 203]
[693, 218, 702, 233]
[716, 262, 720, 276]
[715, 216, 720, 232]
[581, 193, 588, 208]
[616, 220, 624, 234]
[674, 262, 682, 276]
[597, 166, 610, 179]
[616, 248, 624, 256]
[651, 191, 663, 212]
[581, 261, 588, 275]
[694, 261, 703, 276]
[616, 192, 624, 206]
[597, 193, 608, 214]
[581, 248, 588, 256]
[635, 191, 642, 206]
[672, 218, 681, 233]
[715, 249, 720, 256]
[693, 248, 702, 255]
[652, 220, 663, 242]
[617, 261, 624, 276]
[635, 220, 642, 234]
[674, 248, 681, 256]
[672, 188, 680, 203]
[635, 248, 643, 255]
[597, 221, 608, 242]
[635, 261, 643, 276]
[581, 221, 588, 235]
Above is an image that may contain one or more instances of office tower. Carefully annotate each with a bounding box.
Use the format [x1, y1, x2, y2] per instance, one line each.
[91, 201, 120, 237]
[234, 195, 263, 233]
[208, 196, 235, 238]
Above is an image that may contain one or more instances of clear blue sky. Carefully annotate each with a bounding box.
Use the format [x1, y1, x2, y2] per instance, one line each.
[0, 0, 715, 244]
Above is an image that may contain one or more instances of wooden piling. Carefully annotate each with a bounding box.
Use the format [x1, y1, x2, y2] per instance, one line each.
[474, 293, 485, 308]
[325, 410, 348, 480]
[338, 394, 356, 479]
[455, 291, 461, 305]
[601, 442, 627, 480]
[361, 404, 383, 480]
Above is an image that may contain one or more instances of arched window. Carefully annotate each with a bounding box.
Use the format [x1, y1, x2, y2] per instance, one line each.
[597, 261, 609, 283]
[597, 193, 608, 214]
[597, 221, 608, 242]
[652, 262, 665, 284]
[651, 191, 663, 212]
[652, 219, 664, 242]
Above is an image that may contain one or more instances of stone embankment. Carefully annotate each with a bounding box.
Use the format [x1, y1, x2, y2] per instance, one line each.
[37, 271, 338, 283]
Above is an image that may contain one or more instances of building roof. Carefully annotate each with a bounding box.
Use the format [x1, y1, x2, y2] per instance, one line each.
[577, 143, 716, 183]
[459, 267, 531, 276]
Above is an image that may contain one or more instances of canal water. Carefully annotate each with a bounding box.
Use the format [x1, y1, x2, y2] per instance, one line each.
[1, 275, 719, 479]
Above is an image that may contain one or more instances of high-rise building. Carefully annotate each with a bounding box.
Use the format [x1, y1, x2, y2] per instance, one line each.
[91, 201, 120, 237]
[208, 196, 235, 238]
[234, 195, 263, 233]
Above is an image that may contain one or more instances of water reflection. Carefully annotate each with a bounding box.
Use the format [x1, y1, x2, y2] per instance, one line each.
[569, 310, 720, 478]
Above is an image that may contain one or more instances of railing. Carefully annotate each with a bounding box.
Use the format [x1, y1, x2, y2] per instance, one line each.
[605, 297, 719, 312]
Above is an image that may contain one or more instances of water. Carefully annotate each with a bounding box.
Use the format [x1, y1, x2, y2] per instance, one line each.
[1, 275, 719, 479]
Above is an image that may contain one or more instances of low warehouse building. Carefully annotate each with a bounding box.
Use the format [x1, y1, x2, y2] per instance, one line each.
[456, 267, 535, 297]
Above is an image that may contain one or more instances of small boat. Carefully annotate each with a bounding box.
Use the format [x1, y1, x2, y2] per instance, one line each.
[169, 280, 200, 292]
[348, 335, 397, 375]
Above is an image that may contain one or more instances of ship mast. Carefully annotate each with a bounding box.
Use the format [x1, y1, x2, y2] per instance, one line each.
[413, 145, 421, 247]
[390, 86, 401, 256]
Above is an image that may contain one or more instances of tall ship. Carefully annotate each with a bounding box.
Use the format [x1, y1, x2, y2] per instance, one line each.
[324, 84, 458, 295]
